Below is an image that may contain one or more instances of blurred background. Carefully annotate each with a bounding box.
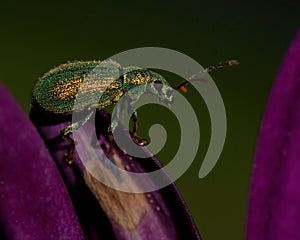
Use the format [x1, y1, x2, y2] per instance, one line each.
[1, 0, 299, 239]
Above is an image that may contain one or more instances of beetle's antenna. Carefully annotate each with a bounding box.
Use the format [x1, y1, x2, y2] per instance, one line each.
[174, 60, 239, 91]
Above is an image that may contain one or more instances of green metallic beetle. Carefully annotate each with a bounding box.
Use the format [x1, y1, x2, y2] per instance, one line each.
[32, 59, 238, 163]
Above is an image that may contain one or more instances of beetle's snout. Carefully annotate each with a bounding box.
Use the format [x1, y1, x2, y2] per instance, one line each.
[166, 98, 174, 106]
[160, 97, 173, 106]
[160, 88, 174, 106]
[151, 81, 174, 106]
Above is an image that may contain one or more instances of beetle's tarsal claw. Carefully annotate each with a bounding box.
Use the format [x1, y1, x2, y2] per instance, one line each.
[64, 142, 75, 164]
[64, 153, 73, 164]
[132, 135, 149, 146]
[61, 133, 75, 164]
[105, 149, 114, 157]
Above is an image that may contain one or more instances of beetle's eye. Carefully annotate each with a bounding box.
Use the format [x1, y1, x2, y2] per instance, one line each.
[166, 89, 172, 98]
[154, 81, 163, 93]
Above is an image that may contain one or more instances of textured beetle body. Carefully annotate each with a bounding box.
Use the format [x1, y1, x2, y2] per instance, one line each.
[32, 60, 173, 115]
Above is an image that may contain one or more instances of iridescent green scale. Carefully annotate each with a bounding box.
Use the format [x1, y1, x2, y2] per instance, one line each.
[32, 60, 122, 115]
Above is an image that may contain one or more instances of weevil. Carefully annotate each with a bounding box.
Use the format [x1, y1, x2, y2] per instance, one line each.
[31, 59, 238, 163]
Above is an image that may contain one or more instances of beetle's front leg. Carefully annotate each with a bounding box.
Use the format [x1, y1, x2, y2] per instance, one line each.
[61, 111, 94, 164]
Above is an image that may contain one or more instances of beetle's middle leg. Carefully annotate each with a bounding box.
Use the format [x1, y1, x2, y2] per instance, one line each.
[61, 111, 94, 164]
[127, 104, 149, 146]
[108, 99, 149, 156]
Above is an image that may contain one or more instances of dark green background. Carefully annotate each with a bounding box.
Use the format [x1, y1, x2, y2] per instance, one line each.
[1, 1, 299, 239]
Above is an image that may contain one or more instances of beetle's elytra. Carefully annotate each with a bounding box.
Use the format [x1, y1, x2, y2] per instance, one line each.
[32, 59, 238, 163]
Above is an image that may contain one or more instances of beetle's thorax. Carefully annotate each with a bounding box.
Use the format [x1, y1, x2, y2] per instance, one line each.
[122, 68, 174, 104]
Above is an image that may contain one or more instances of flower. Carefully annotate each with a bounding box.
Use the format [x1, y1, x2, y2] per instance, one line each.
[0, 82, 201, 239]
[247, 29, 300, 239]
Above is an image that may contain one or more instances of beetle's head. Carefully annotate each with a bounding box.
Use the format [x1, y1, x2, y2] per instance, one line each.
[150, 79, 174, 106]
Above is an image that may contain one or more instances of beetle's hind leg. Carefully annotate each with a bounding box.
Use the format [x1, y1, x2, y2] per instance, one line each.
[61, 111, 94, 164]
[61, 129, 75, 164]
[104, 127, 115, 157]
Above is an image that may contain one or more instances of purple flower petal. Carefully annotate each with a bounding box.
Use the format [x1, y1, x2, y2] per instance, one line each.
[30, 107, 201, 240]
[247, 29, 300, 239]
[0, 83, 85, 239]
